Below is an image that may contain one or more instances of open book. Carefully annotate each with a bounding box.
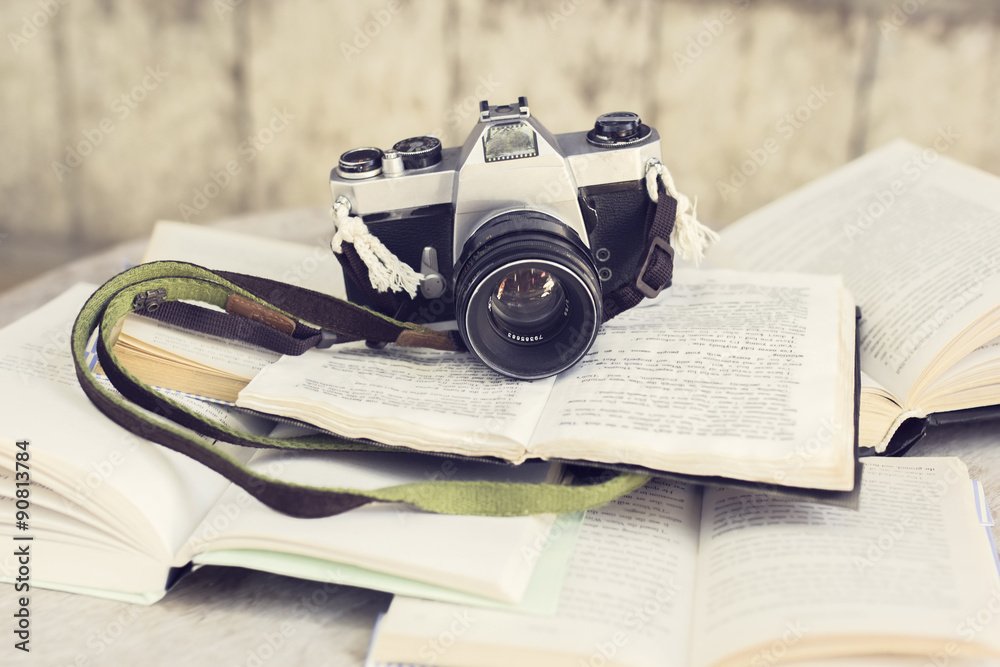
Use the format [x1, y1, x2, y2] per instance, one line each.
[143, 219, 348, 298]
[111, 312, 280, 403]
[103, 219, 345, 403]
[0, 284, 566, 606]
[708, 140, 1000, 454]
[117, 264, 859, 493]
[369, 457, 1000, 667]
[104, 221, 862, 493]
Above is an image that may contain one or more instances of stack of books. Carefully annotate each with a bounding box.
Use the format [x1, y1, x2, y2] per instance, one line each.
[3, 141, 1000, 665]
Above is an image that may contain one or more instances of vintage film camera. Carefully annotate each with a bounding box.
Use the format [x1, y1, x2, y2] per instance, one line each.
[330, 97, 666, 379]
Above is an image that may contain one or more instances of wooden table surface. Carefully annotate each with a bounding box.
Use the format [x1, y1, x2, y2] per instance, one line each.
[3, 208, 1000, 666]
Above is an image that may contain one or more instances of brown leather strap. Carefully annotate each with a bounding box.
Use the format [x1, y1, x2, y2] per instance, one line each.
[135, 268, 462, 356]
[602, 177, 677, 321]
[226, 294, 297, 335]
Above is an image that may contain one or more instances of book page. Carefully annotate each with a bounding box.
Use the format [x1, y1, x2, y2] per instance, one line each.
[0, 285, 263, 564]
[371, 479, 702, 667]
[0, 492, 170, 596]
[530, 269, 855, 490]
[709, 140, 1000, 403]
[176, 447, 560, 604]
[782, 659, 999, 667]
[119, 313, 280, 380]
[689, 457, 1000, 667]
[0, 450, 160, 557]
[921, 336, 1000, 411]
[143, 219, 347, 298]
[857, 370, 907, 448]
[237, 344, 556, 462]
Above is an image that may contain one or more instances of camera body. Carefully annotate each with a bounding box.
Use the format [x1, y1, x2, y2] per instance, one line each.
[330, 97, 663, 379]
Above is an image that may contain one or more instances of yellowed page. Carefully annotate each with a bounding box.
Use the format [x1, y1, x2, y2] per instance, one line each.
[371, 480, 702, 667]
[237, 343, 555, 463]
[709, 141, 1000, 406]
[530, 269, 856, 490]
[689, 457, 1000, 667]
[921, 337, 1000, 410]
[239, 269, 856, 488]
[119, 314, 280, 381]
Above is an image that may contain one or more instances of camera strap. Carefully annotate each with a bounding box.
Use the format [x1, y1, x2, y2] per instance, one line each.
[600, 172, 678, 320]
[71, 260, 650, 518]
[331, 159, 717, 324]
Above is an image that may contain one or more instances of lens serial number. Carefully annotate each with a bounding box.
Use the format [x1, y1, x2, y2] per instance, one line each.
[507, 333, 544, 343]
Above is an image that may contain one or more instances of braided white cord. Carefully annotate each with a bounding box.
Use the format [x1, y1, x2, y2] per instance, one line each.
[645, 158, 719, 265]
[330, 196, 424, 298]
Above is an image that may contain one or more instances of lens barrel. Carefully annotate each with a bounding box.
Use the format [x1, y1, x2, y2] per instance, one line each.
[454, 211, 602, 379]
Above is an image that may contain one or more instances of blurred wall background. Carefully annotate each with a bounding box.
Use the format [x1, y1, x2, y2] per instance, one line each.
[1, 0, 998, 292]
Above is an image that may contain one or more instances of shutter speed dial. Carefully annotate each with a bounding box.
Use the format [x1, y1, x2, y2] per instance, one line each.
[392, 136, 443, 169]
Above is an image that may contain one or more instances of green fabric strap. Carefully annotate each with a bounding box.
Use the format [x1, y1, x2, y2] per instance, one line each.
[71, 261, 649, 518]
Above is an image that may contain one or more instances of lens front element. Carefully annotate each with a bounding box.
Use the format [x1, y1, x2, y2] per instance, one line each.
[489, 267, 569, 344]
[455, 210, 603, 380]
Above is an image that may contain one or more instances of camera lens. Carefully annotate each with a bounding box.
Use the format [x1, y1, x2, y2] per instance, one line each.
[488, 268, 569, 344]
[455, 210, 602, 379]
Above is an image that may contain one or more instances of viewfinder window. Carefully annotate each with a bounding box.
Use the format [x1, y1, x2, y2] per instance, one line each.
[482, 122, 538, 162]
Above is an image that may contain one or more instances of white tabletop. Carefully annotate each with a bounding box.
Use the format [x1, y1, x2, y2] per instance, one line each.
[3, 208, 999, 666]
